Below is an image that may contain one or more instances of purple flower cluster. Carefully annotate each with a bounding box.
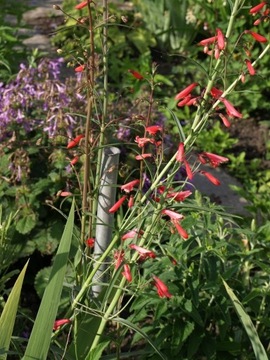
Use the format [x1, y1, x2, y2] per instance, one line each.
[0, 58, 85, 142]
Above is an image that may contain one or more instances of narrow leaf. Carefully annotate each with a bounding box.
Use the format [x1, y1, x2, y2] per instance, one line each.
[86, 340, 110, 360]
[22, 201, 75, 360]
[113, 317, 167, 360]
[222, 279, 268, 360]
[0, 260, 29, 360]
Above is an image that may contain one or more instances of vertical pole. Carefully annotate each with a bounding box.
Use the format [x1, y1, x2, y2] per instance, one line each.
[92, 146, 120, 297]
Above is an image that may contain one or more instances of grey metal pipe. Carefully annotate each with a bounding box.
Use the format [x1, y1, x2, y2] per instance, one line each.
[92, 146, 121, 297]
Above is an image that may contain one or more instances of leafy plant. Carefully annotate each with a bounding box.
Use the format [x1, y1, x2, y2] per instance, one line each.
[1, 1, 270, 359]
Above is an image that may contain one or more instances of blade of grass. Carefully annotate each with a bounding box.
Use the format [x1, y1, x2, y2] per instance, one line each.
[0, 260, 29, 360]
[113, 318, 167, 360]
[222, 278, 268, 360]
[22, 200, 75, 360]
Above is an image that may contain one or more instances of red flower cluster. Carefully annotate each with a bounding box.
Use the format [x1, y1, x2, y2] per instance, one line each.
[195, 6, 267, 88]
[198, 27, 226, 59]
[134, 124, 163, 161]
[157, 186, 192, 202]
[109, 179, 140, 213]
[209, 87, 242, 127]
[249, 1, 269, 25]
[175, 82, 199, 107]
[161, 209, 189, 240]
[198, 152, 229, 168]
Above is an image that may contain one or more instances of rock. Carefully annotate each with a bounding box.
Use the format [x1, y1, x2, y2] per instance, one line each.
[23, 34, 51, 50]
[22, 1, 63, 53]
[23, 7, 61, 24]
[192, 161, 249, 216]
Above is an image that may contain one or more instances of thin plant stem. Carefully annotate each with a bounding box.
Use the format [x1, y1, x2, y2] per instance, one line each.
[81, 2, 96, 243]
[89, 207, 162, 352]
[91, 0, 109, 233]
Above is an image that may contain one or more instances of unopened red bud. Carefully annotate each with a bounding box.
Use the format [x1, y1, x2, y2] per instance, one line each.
[249, 2, 267, 14]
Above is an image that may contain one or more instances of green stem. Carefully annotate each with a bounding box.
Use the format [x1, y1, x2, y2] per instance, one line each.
[91, 0, 109, 233]
[81, 96, 93, 244]
[81, 2, 96, 243]
[186, 0, 244, 144]
[88, 207, 161, 352]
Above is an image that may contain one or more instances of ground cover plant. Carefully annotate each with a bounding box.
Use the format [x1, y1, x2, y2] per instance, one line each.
[0, 1, 270, 359]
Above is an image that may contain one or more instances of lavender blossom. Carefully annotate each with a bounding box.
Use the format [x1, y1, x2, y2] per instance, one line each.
[0, 57, 85, 141]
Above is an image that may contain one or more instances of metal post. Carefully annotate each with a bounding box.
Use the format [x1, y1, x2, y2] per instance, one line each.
[92, 146, 120, 297]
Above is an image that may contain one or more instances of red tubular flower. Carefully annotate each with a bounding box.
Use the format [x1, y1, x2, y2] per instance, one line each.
[168, 256, 178, 266]
[175, 83, 198, 100]
[122, 229, 144, 241]
[122, 264, 132, 282]
[185, 97, 199, 106]
[221, 98, 242, 118]
[75, 64, 85, 72]
[245, 30, 268, 43]
[253, 18, 262, 25]
[219, 113, 231, 127]
[70, 156, 80, 165]
[211, 87, 223, 99]
[245, 59, 256, 75]
[135, 136, 154, 148]
[67, 134, 84, 149]
[75, 1, 91, 10]
[53, 319, 71, 331]
[85, 237, 95, 247]
[135, 153, 152, 160]
[214, 45, 220, 60]
[59, 191, 72, 197]
[198, 36, 217, 46]
[184, 159, 193, 180]
[145, 125, 162, 134]
[128, 69, 144, 80]
[121, 179, 140, 193]
[250, 2, 267, 14]
[163, 189, 192, 202]
[129, 244, 156, 260]
[177, 94, 192, 107]
[172, 220, 189, 239]
[109, 195, 127, 213]
[200, 171, 221, 186]
[198, 152, 229, 167]
[176, 142, 185, 162]
[216, 28, 225, 50]
[153, 275, 172, 298]
[114, 250, 125, 269]
[161, 209, 184, 221]
[128, 194, 134, 208]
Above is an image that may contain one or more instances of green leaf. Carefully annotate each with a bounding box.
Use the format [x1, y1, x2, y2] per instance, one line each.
[113, 317, 167, 360]
[67, 312, 103, 360]
[86, 340, 110, 360]
[15, 212, 36, 234]
[22, 201, 75, 360]
[0, 260, 29, 360]
[222, 278, 268, 360]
